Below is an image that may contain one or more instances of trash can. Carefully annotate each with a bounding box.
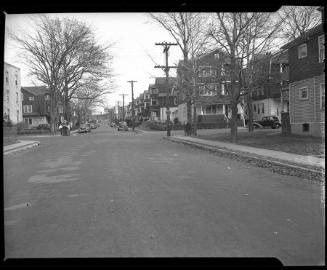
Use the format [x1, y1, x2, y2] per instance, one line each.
[62, 125, 70, 136]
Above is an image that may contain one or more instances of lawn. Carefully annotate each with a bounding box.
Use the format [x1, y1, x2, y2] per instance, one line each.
[3, 126, 19, 147]
[197, 129, 325, 156]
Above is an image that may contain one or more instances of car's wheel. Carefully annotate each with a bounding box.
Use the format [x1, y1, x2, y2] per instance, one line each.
[272, 124, 276, 129]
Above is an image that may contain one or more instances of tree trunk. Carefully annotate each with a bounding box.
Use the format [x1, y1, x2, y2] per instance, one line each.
[230, 101, 238, 143]
[192, 102, 197, 136]
[187, 98, 192, 124]
[247, 92, 254, 132]
[50, 92, 56, 134]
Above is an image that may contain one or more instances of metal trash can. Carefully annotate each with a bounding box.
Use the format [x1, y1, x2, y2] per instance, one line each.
[62, 125, 70, 136]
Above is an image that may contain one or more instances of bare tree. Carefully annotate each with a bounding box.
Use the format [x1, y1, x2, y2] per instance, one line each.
[10, 15, 114, 133]
[208, 12, 284, 142]
[278, 6, 321, 41]
[149, 13, 210, 131]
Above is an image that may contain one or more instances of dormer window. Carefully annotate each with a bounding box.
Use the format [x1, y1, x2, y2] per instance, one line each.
[28, 96, 35, 101]
[298, 44, 307, 59]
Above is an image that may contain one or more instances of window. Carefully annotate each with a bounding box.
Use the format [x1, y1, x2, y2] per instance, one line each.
[302, 123, 310, 132]
[318, 35, 325, 63]
[299, 87, 308, 100]
[15, 74, 18, 86]
[221, 84, 225, 95]
[28, 118, 32, 125]
[151, 99, 157, 106]
[253, 104, 256, 112]
[198, 66, 216, 78]
[22, 93, 24, 101]
[298, 44, 307, 59]
[5, 71, 9, 84]
[6, 90, 9, 103]
[262, 103, 264, 113]
[28, 96, 35, 101]
[23, 105, 32, 113]
[252, 90, 257, 98]
[16, 92, 19, 103]
[45, 94, 50, 100]
[46, 105, 50, 113]
[174, 98, 177, 105]
[257, 104, 260, 114]
[212, 105, 216, 114]
[321, 83, 325, 110]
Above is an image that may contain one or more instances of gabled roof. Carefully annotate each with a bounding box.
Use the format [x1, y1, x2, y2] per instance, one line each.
[4, 62, 21, 70]
[22, 86, 49, 96]
[281, 24, 324, 50]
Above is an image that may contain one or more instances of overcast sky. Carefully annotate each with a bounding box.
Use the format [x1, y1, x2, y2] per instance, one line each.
[5, 13, 184, 113]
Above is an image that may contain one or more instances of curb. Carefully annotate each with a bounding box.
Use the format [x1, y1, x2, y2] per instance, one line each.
[4, 141, 40, 156]
[134, 129, 146, 134]
[165, 137, 324, 181]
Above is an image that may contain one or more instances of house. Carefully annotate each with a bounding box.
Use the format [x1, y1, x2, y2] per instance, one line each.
[3, 62, 22, 124]
[148, 83, 160, 121]
[21, 86, 64, 127]
[281, 23, 325, 137]
[244, 52, 287, 122]
[176, 49, 244, 127]
[142, 90, 151, 121]
[21, 86, 51, 127]
[148, 77, 178, 122]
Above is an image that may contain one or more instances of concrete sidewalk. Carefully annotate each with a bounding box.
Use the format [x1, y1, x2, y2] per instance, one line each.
[3, 140, 40, 155]
[167, 135, 325, 172]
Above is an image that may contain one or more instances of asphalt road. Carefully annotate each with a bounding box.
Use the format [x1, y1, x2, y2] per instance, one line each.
[4, 125, 325, 265]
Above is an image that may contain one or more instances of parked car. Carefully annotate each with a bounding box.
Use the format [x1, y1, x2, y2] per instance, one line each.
[117, 121, 128, 131]
[78, 123, 91, 133]
[90, 123, 97, 129]
[253, 116, 281, 129]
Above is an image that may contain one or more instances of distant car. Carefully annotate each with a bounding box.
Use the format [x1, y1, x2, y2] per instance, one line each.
[117, 121, 128, 131]
[110, 122, 116, 127]
[90, 123, 97, 129]
[78, 123, 91, 133]
[253, 116, 281, 129]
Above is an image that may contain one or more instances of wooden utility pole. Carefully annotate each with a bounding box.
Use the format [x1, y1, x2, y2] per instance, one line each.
[119, 94, 128, 121]
[127, 80, 137, 131]
[154, 42, 178, 137]
[116, 101, 120, 121]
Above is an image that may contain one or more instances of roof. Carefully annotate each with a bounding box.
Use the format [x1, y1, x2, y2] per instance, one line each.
[281, 24, 324, 50]
[271, 49, 288, 64]
[21, 86, 49, 96]
[155, 77, 177, 85]
[4, 62, 21, 70]
[196, 95, 231, 105]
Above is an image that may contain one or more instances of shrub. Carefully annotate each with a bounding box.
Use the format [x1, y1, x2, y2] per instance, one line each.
[6, 120, 13, 127]
[16, 121, 28, 132]
[37, 124, 50, 130]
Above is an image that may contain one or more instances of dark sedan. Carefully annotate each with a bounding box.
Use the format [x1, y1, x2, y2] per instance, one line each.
[253, 116, 281, 129]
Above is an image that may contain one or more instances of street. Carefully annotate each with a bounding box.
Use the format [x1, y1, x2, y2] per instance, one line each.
[4, 125, 325, 265]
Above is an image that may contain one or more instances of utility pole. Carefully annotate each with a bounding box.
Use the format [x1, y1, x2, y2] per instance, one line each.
[154, 41, 178, 137]
[119, 94, 128, 121]
[127, 80, 137, 131]
[116, 101, 120, 121]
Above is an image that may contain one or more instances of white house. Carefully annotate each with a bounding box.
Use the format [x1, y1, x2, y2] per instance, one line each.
[3, 62, 22, 124]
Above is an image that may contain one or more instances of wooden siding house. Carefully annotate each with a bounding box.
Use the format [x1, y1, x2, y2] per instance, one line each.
[281, 23, 325, 137]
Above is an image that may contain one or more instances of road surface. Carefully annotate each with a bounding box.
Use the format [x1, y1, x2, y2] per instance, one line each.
[4, 125, 325, 265]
